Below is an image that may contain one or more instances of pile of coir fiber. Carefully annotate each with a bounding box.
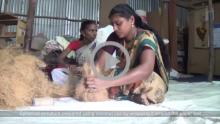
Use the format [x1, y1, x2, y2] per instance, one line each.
[0, 47, 72, 109]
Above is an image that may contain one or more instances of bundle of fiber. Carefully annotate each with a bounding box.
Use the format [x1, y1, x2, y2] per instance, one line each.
[0, 47, 23, 65]
[71, 63, 109, 102]
[0, 48, 71, 109]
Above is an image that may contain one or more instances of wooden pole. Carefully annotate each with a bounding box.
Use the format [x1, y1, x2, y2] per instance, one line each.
[168, 0, 178, 70]
[208, 0, 214, 82]
[24, 0, 37, 52]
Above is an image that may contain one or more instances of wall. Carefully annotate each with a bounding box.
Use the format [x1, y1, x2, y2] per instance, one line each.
[1, 0, 163, 39]
[99, 0, 128, 27]
[1, 0, 162, 38]
[99, 0, 160, 27]
[128, 0, 159, 12]
[147, 6, 169, 39]
[0, 0, 100, 39]
[187, 3, 220, 75]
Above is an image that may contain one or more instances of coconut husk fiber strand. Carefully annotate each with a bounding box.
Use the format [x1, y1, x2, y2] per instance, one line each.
[0, 48, 72, 109]
[71, 63, 109, 102]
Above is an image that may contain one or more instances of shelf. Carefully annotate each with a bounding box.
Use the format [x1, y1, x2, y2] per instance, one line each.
[0, 32, 16, 38]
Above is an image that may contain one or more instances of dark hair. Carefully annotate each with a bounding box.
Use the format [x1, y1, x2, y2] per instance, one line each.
[108, 4, 170, 71]
[79, 19, 97, 41]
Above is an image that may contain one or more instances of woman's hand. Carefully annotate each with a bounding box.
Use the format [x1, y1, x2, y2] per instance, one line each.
[86, 76, 110, 92]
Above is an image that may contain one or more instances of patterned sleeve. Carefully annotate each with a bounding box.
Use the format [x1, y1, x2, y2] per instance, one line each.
[138, 31, 158, 53]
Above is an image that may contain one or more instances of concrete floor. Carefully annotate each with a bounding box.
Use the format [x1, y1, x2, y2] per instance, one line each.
[0, 74, 219, 124]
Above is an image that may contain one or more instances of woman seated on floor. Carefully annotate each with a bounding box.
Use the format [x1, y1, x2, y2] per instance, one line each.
[86, 4, 170, 105]
[51, 20, 97, 85]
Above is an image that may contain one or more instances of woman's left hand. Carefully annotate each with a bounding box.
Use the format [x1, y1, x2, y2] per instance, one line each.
[86, 76, 110, 92]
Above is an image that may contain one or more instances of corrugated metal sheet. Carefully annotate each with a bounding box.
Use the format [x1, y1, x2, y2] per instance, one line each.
[66, 0, 99, 20]
[1, 0, 187, 39]
[128, 0, 160, 12]
[3, 0, 28, 14]
[36, 0, 67, 18]
[1, 0, 100, 39]
[129, 0, 188, 28]
[0, 0, 3, 11]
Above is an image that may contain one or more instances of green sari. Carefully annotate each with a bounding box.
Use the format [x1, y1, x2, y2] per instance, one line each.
[109, 30, 169, 99]
[124, 30, 169, 92]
